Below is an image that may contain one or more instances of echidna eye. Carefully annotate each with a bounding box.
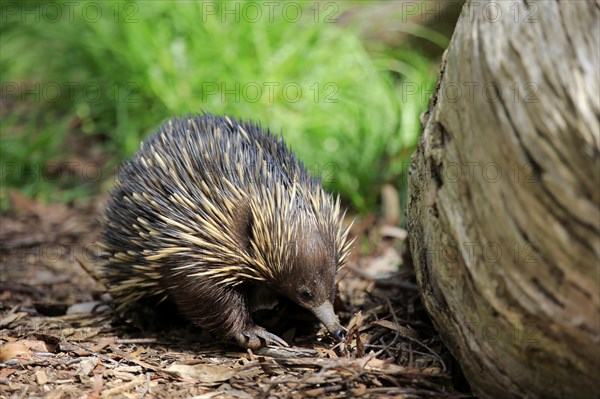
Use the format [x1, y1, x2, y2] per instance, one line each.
[300, 289, 313, 301]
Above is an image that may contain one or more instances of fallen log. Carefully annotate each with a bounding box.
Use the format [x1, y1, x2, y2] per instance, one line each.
[407, 1, 599, 398]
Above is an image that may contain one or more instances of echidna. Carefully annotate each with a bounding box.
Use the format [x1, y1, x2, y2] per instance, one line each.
[100, 113, 352, 349]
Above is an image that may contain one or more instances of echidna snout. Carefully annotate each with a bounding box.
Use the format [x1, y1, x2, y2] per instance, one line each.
[311, 302, 345, 341]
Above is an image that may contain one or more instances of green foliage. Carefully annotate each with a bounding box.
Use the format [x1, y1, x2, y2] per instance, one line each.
[1, 0, 440, 212]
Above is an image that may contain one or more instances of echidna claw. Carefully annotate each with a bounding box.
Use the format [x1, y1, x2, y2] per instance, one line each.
[235, 326, 289, 350]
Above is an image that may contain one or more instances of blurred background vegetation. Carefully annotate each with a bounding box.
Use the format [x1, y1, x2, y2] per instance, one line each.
[1, 0, 459, 214]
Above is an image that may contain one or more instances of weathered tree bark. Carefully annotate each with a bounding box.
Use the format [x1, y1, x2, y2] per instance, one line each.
[407, 1, 599, 398]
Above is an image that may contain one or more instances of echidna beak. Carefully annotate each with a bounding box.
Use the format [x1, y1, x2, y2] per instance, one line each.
[311, 301, 346, 342]
[331, 327, 346, 341]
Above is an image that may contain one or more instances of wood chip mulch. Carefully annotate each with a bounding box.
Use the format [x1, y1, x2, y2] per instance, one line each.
[0, 196, 472, 398]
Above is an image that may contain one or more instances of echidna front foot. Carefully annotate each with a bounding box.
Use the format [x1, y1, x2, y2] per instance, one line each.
[235, 325, 289, 350]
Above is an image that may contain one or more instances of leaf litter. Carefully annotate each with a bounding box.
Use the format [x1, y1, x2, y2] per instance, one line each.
[0, 197, 471, 398]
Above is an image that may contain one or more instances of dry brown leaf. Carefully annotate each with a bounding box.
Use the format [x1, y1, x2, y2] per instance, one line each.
[92, 373, 104, 397]
[46, 387, 67, 399]
[371, 320, 418, 337]
[111, 371, 137, 381]
[315, 347, 338, 358]
[0, 368, 16, 378]
[164, 364, 237, 383]
[113, 365, 143, 373]
[255, 346, 318, 358]
[355, 328, 365, 357]
[90, 337, 117, 353]
[0, 340, 50, 362]
[190, 392, 222, 399]
[346, 311, 364, 333]
[77, 357, 99, 378]
[130, 346, 146, 358]
[35, 369, 48, 385]
[0, 311, 28, 328]
[100, 376, 146, 397]
[361, 358, 410, 374]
